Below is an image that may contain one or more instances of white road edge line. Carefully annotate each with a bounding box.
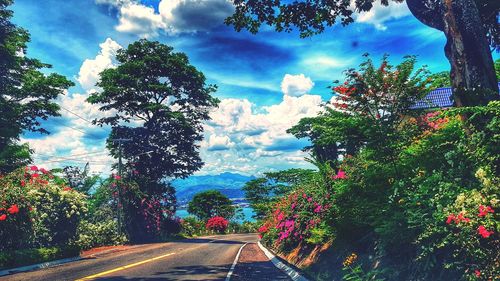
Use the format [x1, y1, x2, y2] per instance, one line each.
[225, 242, 248, 281]
[257, 241, 309, 281]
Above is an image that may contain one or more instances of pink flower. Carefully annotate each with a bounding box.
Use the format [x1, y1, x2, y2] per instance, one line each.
[40, 168, 48, 174]
[0, 214, 6, 221]
[333, 169, 347, 180]
[475, 270, 481, 277]
[307, 197, 313, 202]
[477, 225, 494, 238]
[314, 205, 322, 213]
[20, 180, 25, 187]
[32, 173, 39, 178]
[30, 166, 38, 171]
[114, 175, 121, 180]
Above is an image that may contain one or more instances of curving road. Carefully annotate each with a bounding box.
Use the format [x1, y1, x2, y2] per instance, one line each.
[1, 233, 260, 281]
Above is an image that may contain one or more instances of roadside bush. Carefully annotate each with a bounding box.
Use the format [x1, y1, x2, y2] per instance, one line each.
[75, 220, 127, 250]
[206, 216, 229, 233]
[0, 166, 87, 251]
[0, 246, 80, 269]
[180, 216, 206, 236]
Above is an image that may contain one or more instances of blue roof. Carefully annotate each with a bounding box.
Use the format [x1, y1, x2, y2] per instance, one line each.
[411, 82, 500, 109]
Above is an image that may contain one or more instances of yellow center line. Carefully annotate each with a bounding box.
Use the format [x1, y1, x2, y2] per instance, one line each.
[75, 252, 175, 281]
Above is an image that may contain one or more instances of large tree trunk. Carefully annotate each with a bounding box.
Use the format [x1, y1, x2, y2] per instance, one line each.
[407, 0, 499, 107]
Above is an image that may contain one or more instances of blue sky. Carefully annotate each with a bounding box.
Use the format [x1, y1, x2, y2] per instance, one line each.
[12, 0, 485, 176]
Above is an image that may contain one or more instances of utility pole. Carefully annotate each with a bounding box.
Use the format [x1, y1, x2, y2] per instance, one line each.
[112, 138, 131, 236]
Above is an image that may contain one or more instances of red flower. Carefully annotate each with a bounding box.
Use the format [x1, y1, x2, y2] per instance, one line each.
[114, 175, 121, 180]
[63, 187, 72, 191]
[0, 214, 6, 221]
[30, 166, 38, 171]
[446, 214, 455, 224]
[7, 204, 19, 214]
[477, 225, 494, 238]
[478, 205, 494, 217]
[20, 180, 25, 187]
[475, 270, 481, 277]
[206, 216, 229, 232]
[32, 173, 39, 178]
[456, 212, 470, 223]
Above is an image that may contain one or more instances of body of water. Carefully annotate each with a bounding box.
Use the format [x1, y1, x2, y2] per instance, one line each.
[176, 207, 256, 223]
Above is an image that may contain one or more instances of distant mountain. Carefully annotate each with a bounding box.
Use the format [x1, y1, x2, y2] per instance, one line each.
[172, 172, 255, 205]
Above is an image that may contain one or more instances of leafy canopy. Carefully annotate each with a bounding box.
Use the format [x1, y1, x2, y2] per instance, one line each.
[88, 39, 219, 181]
[225, 0, 499, 51]
[0, 0, 73, 173]
[187, 190, 235, 220]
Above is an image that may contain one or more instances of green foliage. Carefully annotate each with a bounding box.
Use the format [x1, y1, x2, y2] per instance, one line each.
[180, 216, 205, 237]
[226, 0, 499, 50]
[87, 39, 219, 242]
[255, 55, 500, 281]
[427, 71, 451, 88]
[342, 265, 385, 281]
[0, 246, 80, 269]
[87, 39, 219, 181]
[187, 190, 235, 220]
[0, 0, 73, 174]
[243, 169, 317, 219]
[75, 220, 127, 250]
[0, 167, 87, 251]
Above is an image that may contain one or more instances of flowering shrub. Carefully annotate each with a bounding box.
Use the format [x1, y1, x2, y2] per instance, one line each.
[75, 220, 127, 250]
[0, 166, 87, 251]
[206, 216, 229, 233]
[256, 57, 500, 281]
[259, 182, 334, 251]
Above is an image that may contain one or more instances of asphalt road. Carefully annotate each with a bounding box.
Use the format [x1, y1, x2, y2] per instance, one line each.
[1, 233, 259, 281]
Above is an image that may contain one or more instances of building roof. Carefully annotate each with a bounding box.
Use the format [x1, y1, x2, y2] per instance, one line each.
[411, 82, 500, 109]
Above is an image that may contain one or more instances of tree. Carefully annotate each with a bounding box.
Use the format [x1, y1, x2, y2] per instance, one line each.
[0, 0, 74, 173]
[187, 190, 235, 220]
[62, 165, 100, 195]
[226, 0, 500, 106]
[243, 169, 316, 219]
[88, 39, 219, 181]
[88, 39, 218, 241]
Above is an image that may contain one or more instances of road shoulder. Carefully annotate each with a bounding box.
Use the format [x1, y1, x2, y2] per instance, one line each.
[229, 242, 294, 281]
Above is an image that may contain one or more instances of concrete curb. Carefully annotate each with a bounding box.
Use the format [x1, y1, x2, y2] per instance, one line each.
[0, 256, 82, 277]
[0, 244, 141, 277]
[257, 241, 309, 281]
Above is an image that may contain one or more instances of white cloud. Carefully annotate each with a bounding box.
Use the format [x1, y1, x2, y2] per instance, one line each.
[77, 38, 122, 93]
[197, 76, 324, 175]
[354, 1, 411, 30]
[280, 74, 315, 97]
[159, 0, 234, 34]
[116, 3, 166, 38]
[206, 134, 235, 151]
[96, 0, 233, 37]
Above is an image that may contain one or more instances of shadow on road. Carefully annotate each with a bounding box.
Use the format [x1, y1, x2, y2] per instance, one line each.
[91, 261, 289, 281]
[174, 238, 246, 245]
[93, 264, 231, 281]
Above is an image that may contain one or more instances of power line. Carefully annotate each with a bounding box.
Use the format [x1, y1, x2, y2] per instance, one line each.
[35, 150, 109, 159]
[59, 105, 94, 124]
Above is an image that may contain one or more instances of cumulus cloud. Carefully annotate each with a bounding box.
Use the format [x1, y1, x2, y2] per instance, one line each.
[206, 134, 235, 151]
[96, 0, 233, 37]
[354, 1, 411, 30]
[159, 0, 234, 34]
[280, 74, 315, 97]
[77, 38, 122, 93]
[116, 3, 166, 38]
[197, 76, 324, 175]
